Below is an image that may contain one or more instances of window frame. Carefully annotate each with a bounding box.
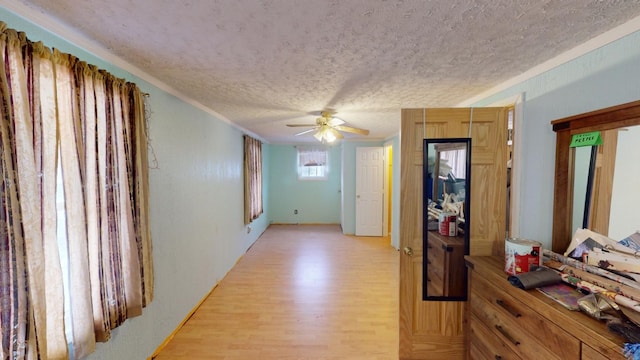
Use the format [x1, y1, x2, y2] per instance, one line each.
[297, 146, 329, 181]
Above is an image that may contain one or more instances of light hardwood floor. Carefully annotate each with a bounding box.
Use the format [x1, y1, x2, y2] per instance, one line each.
[152, 224, 399, 360]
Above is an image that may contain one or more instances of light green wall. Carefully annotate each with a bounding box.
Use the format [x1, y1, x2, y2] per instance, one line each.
[0, 7, 270, 360]
[471, 30, 640, 249]
[268, 144, 341, 224]
[267, 137, 400, 248]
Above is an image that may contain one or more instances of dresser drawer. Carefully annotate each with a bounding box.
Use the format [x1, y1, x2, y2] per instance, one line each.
[469, 314, 521, 360]
[581, 343, 626, 360]
[470, 273, 580, 360]
[466, 257, 625, 360]
[426, 236, 445, 296]
[426, 270, 444, 296]
[426, 238, 444, 274]
[426, 252, 444, 280]
[426, 233, 465, 297]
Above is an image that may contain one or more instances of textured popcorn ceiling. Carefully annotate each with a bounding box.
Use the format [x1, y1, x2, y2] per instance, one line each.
[9, 0, 640, 143]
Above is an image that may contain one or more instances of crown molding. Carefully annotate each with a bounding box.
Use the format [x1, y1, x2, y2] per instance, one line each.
[458, 14, 640, 106]
[0, 1, 265, 141]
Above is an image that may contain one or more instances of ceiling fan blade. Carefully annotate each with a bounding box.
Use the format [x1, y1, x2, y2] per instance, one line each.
[327, 117, 345, 126]
[287, 124, 316, 127]
[295, 128, 318, 136]
[334, 125, 370, 136]
[329, 127, 344, 139]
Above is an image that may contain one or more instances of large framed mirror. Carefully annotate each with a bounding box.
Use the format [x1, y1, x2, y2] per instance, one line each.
[422, 138, 471, 301]
[570, 128, 640, 239]
[552, 100, 640, 252]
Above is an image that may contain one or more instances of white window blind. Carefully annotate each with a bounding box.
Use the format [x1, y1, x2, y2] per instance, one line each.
[297, 146, 329, 180]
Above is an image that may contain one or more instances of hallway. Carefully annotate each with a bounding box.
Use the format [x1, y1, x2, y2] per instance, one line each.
[153, 224, 399, 359]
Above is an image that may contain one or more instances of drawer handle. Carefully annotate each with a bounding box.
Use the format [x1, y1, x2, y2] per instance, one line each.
[495, 325, 520, 346]
[496, 299, 521, 318]
[495, 356, 502, 360]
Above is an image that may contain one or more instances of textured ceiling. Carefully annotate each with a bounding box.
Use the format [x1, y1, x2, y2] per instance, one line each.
[8, 0, 640, 143]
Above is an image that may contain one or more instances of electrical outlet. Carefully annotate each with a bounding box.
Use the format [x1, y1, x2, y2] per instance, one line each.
[294, 209, 298, 214]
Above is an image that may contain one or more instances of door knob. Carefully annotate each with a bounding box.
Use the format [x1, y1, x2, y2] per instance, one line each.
[403, 247, 413, 256]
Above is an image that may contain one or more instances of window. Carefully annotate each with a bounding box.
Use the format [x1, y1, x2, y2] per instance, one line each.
[297, 146, 329, 180]
[440, 148, 467, 179]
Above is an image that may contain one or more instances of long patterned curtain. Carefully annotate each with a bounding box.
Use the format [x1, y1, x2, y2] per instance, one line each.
[0, 25, 31, 360]
[32, 38, 68, 360]
[244, 135, 263, 224]
[0, 22, 153, 360]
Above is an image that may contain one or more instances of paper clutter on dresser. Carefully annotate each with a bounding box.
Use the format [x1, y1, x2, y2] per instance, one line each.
[505, 228, 640, 359]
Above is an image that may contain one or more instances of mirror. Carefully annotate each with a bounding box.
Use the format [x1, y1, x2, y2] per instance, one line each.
[572, 126, 640, 239]
[422, 138, 471, 301]
[551, 100, 640, 253]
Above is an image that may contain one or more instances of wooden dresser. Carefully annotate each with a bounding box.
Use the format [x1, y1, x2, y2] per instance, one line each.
[426, 231, 465, 297]
[466, 256, 625, 360]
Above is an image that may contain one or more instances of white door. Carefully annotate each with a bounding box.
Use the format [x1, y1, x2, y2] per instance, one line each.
[355, 147, 383, 236]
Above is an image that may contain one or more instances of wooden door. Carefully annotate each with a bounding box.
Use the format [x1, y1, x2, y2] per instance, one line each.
[356, 147, 384, 236]
[399, 108, 508, 359]
[587, 129, 618, 236]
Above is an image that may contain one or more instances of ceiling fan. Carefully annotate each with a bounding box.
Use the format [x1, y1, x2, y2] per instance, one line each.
[286, 111, 370, 143]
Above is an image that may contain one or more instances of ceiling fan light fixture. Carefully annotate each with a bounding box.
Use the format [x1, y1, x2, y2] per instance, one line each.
[313, 125, 337, 143]
[313, 128, 325, 141]
[325, 130, 337, 143]
[288, 110, 369, 142]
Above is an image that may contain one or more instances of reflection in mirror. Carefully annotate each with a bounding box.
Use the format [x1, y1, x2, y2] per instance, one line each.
[423, 138, 471, 301]
[607, 126, 640, 239]
[573, 126, 640, 240]
[572, 145, 597, 236]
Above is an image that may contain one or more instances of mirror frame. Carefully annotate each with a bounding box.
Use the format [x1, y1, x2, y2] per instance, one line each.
[551, 100, 640, 253]
[422, 137, 471, 301]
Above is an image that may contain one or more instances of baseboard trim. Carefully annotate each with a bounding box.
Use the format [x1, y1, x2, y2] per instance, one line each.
[148, 282, 218, 359]
[148, 248, 253, 359]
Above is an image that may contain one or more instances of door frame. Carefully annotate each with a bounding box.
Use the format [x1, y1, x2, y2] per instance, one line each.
[489, 93, 524, 238]
[383, 143, 392, 238]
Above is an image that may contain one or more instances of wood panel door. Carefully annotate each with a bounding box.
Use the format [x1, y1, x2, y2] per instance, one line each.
[587, 129, 618, 236]
[399, 108, 508, 359]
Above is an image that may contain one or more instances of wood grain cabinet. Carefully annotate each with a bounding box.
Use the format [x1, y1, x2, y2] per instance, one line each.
[466, 256, 626, 360]
[426, 232, 465, 297]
